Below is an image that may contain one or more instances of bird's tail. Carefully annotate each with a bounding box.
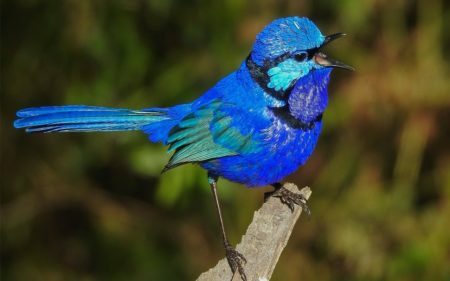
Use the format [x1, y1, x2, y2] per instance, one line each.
[14, 105, 170, 133]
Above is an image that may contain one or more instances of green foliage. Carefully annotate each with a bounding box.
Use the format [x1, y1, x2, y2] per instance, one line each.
[1, 0, 449, 280]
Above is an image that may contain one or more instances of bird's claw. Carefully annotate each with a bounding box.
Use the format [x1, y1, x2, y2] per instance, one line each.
[225, 244, 247, 281]
[272, 186, 311, 215]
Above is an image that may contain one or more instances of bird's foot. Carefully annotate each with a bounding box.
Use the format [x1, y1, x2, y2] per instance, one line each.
[270, 184, 311, 215]
[225, 243, 247, 281]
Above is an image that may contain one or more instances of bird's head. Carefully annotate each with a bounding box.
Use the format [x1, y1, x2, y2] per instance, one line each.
[249, 17, 353, 92]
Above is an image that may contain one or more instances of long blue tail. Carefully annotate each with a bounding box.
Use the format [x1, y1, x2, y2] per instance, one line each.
[14, 105, 170, 133]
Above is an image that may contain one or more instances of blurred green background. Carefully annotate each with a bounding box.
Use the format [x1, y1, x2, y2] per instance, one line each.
[1, 0, 450, 280]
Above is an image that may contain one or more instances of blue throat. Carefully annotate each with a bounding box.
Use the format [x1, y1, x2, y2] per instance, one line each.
[245, 54, 331, 129]
[288, 67, 331, 122]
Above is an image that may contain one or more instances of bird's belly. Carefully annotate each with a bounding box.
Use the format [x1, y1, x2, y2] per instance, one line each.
[201, 121, 322, 187]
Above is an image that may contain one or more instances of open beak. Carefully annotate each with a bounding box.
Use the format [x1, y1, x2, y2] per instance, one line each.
[314, 33, 354, 71]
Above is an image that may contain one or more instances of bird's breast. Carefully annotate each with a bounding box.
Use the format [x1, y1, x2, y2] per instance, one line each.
[202, 117, 322, 187]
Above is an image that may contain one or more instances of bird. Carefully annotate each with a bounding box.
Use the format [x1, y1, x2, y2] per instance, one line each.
[14, 17, 353, 280]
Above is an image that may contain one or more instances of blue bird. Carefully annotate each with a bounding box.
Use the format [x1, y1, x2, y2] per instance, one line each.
[14, 17, 352, 280]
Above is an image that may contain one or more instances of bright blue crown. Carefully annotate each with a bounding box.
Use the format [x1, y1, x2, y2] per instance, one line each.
[251, 17, 325, 65]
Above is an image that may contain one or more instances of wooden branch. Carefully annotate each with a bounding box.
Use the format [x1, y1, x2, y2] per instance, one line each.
[196, 183, 312, 281]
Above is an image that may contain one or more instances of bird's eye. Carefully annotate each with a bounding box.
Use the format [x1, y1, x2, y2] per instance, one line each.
[294, 53, 307, 62]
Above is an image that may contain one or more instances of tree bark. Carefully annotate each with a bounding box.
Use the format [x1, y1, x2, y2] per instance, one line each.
[196, 183, 312, 281]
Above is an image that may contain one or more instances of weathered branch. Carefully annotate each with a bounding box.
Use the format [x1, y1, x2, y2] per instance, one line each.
[196, 183, 312, 281]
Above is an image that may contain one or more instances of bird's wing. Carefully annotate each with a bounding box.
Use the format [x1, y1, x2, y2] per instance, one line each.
[163, 99, 264, 171]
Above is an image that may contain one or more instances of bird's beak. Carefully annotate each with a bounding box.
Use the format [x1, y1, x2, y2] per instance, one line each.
[314, 33, 354, 71]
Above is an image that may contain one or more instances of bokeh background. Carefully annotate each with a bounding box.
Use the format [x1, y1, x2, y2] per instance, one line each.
[1, 0, 450, 280]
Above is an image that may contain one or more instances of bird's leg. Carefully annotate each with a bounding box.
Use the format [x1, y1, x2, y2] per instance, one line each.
[268, 183, 311, 215]
[208, 175, 247, 281]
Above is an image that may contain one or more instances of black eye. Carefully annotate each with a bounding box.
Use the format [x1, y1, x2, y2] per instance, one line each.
[294, 52, 307, 62]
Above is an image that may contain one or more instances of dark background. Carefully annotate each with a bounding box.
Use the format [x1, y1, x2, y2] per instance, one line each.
[1, 0, 449, 280]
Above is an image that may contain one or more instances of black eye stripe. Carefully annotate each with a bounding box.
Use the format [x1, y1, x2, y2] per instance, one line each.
[306, 48, 319, 59]
[294, 53, 307, 61]
[269, 48, 319, 65]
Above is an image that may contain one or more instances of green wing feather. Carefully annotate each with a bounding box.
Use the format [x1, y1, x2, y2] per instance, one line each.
[162, 100, 262, 171]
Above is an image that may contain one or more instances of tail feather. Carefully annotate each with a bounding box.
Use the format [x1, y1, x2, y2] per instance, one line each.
[14, 105, 169, 133]
[16, 105, 127, 117]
